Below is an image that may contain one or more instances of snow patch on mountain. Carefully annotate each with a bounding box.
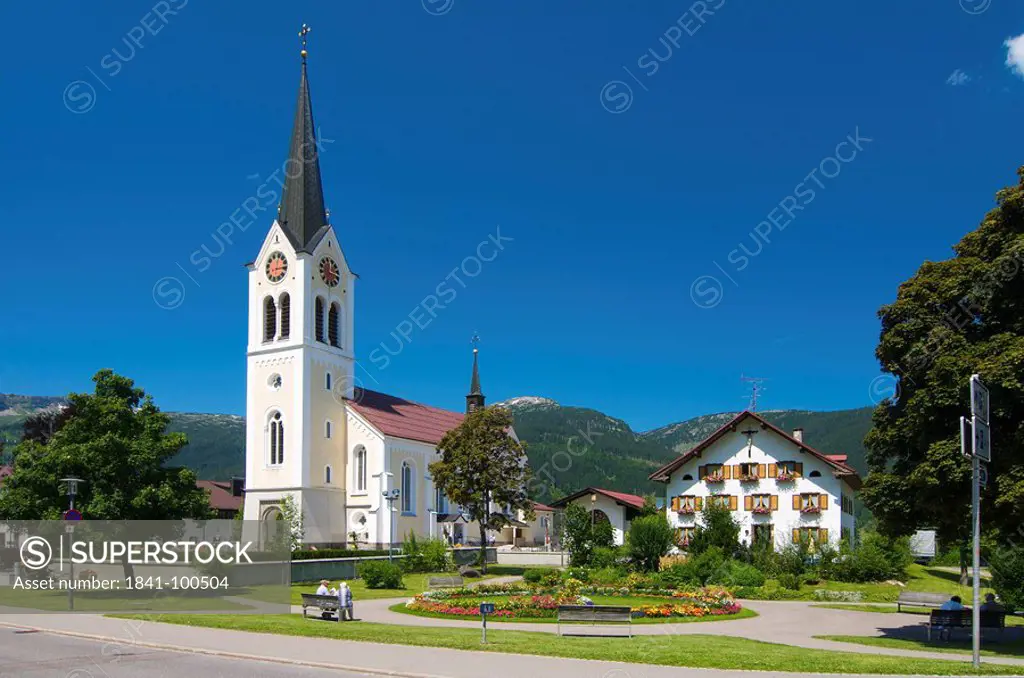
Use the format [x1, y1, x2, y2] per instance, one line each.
[496, 396, 559, 410]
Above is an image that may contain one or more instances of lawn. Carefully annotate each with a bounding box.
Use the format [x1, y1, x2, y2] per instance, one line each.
[288, 571, 501, 603]
[389, 596, 759, 625]
[818, 634, 1024, 660]
[0, 586, 251, 613]
[810, 604, 1024, 627]
[120, 613, 1024, 675]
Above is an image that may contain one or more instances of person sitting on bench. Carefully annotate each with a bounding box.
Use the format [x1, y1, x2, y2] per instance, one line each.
[315, 579, 330, 595]
[981, 593, 1005, 613]
[940, 595, 964, 611]
[337, 581, 354, 621]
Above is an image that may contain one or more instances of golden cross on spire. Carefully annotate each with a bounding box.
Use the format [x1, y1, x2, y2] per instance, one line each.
[299, 23, 311, 61]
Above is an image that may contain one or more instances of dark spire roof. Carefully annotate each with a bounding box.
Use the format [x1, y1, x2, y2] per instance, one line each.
[277, 60, 329, 253]
[466, 348, 485, 414]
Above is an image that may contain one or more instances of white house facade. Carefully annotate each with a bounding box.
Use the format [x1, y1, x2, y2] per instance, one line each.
[241, 50, 510, 548]
[649, 412, 861, 550]
[549, 487, 648, 546]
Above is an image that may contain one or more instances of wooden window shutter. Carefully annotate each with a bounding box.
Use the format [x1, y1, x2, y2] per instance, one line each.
[792, 528, 800, 542]
[770, 495, 778, 511]
[699, 465, 706, 479]
[819, 528, 829, 542]
[758, 463, 767, 478]
[671, 496, 680, 512]
[729, 496, 738, 511]
[795, 462, 804, 477]
[768, 463, 777, 478]
[722, 465, 732, 480]
[792, 494, 801, 510]
[819, 494, 829, 510]
[695, 497, 703, 510]
[744, 496, 753, 510]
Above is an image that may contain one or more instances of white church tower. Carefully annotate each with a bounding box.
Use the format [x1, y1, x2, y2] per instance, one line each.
[242, 33, 355, 545]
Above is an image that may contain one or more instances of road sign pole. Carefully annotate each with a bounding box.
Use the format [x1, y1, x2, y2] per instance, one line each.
[972, 452, 981, 669]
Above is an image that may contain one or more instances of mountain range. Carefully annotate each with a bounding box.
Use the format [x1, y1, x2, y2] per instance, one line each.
[0, 393, 874, 505]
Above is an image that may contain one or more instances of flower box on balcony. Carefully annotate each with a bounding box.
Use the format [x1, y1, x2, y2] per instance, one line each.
[776, 472, 797, 482]
[800, 506, 822, 515]
[703, 472, 725, 483]
[677, 506, 696, 515]
[738, 474, 759, 483]
[751, 506, 772, 515]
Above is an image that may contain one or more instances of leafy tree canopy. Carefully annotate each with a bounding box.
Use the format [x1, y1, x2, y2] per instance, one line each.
[863, 168, 1024, 549]
[0, 369, 213, 522]
[430, 406, 533, 572]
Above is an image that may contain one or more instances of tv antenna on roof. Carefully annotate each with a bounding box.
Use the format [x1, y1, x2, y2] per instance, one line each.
[741, 375, 768, 412]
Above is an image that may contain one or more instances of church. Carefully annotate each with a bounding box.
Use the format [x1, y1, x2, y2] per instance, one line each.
[241, 42, 505, 548]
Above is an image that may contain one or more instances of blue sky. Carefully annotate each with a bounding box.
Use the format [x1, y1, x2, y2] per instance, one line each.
[2, 0, 1023, 432]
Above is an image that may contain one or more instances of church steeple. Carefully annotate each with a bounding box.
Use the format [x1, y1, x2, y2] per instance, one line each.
[466, 336, 485, 414]
[277, 24, 329, 253]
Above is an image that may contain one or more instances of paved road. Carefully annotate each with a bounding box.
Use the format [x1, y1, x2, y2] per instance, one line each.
[0, 626, 377, 678]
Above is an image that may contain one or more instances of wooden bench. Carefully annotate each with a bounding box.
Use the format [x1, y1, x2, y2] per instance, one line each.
[301, 593, 340, 621]
[557, 605, 632, 637]
[926, 610, 1006, 640]
[427, 576, 464, 589]
[896, 591, 949, 612]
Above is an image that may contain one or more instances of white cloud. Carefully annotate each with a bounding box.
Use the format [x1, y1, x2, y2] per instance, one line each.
[947, 69, 970, 86]
[1006, 33, 1024, 79]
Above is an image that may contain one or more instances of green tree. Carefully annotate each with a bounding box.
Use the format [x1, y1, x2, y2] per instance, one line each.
[862, 168, 1024, 573]
[0, 370, 214, 573]
[561, 502, 595, 566]
[689, 502, 741, 556]
[430, 406, 533, 573]
[275, 494, 305, 552]
[638, 494, 660, 518]
[990, 546, 1024, 612]
[626, 513, 675, 572]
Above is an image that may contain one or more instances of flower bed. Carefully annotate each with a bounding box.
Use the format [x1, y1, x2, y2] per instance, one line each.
[404, 584, 742, 620]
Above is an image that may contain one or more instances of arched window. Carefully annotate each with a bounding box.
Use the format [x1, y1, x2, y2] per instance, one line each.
[325, 465, 332, 484]
[315, 297, 325, 343]
[328, 302, 341, 347]
[809, 470, 822, 478]
[682, 474, 694, 481]
[353, 445, 367, 492]
[268, 411, 284, 465]
[401, 461, 415, 514]
[325, 420, 332, 439]
[279, 292, 290, 339]
[263, 297, 277, 342]
[325, 371, 332, 391]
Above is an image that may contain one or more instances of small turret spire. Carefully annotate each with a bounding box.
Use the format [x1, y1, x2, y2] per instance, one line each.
[466, 333, 485, 414]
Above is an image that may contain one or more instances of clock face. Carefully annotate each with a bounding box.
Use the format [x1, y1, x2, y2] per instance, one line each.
[266, 252, 288, 283]
[319, 257, 340, 287]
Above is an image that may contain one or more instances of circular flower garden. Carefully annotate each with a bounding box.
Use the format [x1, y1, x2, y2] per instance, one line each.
[400, 578, 745, 622]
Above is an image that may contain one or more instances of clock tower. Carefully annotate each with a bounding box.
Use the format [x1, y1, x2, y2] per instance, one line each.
[242, 34, 354, 543]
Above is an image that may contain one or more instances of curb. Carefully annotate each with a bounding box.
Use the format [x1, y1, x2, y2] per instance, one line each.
[0, 620, 447, 678]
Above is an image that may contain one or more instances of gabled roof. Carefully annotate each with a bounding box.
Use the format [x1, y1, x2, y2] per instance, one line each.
[196, 480, 243, 512]
[532, 500, 555, 512]
[648, 410, 862, 489]
[347, 388, 465, 445]
[549, 487, 647, 511]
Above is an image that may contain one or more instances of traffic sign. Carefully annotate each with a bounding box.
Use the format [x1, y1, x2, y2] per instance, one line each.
[971, 375, 990, 425]
[63, 509, 82, 521]
[961, 417, 972, 459]
[979, 464, 989, 488]
[973, 416, 991, 462]
[479, 602, 495, 615]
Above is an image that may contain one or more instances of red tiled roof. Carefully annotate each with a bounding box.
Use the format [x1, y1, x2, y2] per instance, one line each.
[532, 501, 555, 512]
[197, 480, 242, 512]
[549, 487, 647, 511]
[648, 411, 863, 490]
[347, 388, 464, 445]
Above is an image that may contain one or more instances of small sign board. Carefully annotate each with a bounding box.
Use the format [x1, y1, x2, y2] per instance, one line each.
[973, 416, 991, 463]
[979, 464, 989, 489]
[970, 375, 990, 425]
[63, 509, 82, 521]
[479, 602, 495, 615]
[961, 417, 972, 459]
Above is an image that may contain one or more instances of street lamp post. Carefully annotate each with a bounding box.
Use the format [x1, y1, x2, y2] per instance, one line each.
[382, 489, 401, 563]
[59, 477, 85, 611]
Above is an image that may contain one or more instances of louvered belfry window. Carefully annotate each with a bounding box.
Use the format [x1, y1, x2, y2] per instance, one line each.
[264, 297, 277, 342]
[329, 303, 340, 347]
[315, 297, 325, 343]
[279, 293, 290, 339]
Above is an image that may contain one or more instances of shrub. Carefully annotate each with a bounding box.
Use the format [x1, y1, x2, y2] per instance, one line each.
[778, 572, 802, 591]
[402, 533, 454, 573]
[358, 560, 404, 589]
[709, 560, 767, 588]
[626, 514, 675, 572]
[562, 503, 595, 566]
[830, 531, 913, 583]
[990, 546, 1024, 612]
[661, 561, 700, 588]
[688, 502, 740, 556]
[291, 548, 390, 560]
[689, 546, 727, 585]
[590, 566, 628, 585]
[565, 566, 591, 583]
[523, 567, 560, 585]
[592, 520, 615, 549]
[591, 546, 626, 569]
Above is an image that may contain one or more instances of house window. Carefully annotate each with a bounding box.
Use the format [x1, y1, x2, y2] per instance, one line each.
[676, 527, 695, 547]
[753, 523, 774, 546]
[435, 488, 448, 514]
[739, 462, 758, 478]
[325, 420, 332, 439]
[794, 527, 829, 544]
[778, 461, 797, 474]
[324, 465, 332, 484]
[795, 493, 828, 513]
[682, 474, 694, 481]
[325, 371, 332, 391]
[268, 411, 284, 465]
[353, 445, 367, 492]
[808, 470, 822, 478]
[707, 495, 734, 510]
[701, 464, 725, 481]
[748, 494, 774, 513]
[681, 496, 697, 512]
[401, 461, 415, 514]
